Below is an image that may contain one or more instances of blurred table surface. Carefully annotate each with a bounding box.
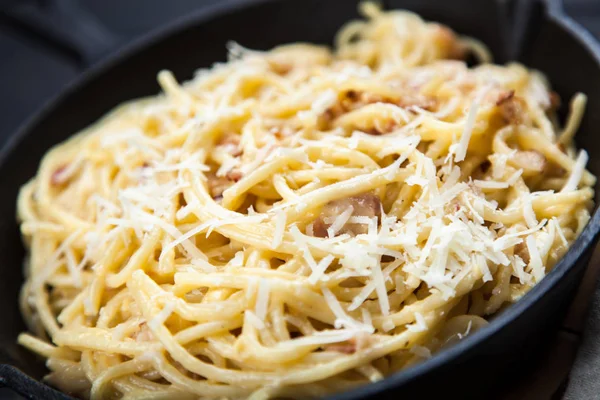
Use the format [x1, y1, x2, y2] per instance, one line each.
[1, 0, 600, 399]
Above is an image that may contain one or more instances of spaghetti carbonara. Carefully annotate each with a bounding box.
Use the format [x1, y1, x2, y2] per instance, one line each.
[17, 3, 596, 399]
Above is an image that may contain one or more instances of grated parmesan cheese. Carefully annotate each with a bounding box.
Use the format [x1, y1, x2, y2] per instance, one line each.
[526, 235, 545, 281]
[308, 255, 335, 284]
[506, 169, 524, 186]
[327, 206, 354, 238]
[511, 255, 529, 284]
[255, 278, 270, 321]
[553, 218, 569, 247]
[311, 89, 338, 115]
[322, 287, 374, 333]
[561, 150, 588, 192]
[290, 225, 320, 274]
[453, 86, 489, 162]
[522, 196, 538, 229]
[406, 312, 428, 333]
[272, 211, 287, 249]
[381, 320, 395, 332]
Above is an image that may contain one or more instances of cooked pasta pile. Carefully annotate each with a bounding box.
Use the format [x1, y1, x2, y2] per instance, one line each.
[17, 3, 595, 399]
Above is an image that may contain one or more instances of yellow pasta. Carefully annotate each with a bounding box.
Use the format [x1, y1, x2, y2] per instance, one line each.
[17, 3, 595, 399]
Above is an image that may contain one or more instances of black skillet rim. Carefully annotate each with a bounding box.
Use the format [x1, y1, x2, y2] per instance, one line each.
[1, 0, 599, 398]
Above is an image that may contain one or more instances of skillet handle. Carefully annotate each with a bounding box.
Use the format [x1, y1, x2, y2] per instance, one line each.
[0, 0, 120, 67]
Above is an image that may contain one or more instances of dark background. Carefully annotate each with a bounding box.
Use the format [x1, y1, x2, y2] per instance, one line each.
[0, 0, 599, 399]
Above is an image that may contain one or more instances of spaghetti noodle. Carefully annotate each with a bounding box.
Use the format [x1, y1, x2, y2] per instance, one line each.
[17, 3, 596, 399]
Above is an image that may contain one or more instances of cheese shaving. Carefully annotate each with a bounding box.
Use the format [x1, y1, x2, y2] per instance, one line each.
[272, 211, 287, 249]
[255, 278, 270, 321]
[561, 150, 588, 192]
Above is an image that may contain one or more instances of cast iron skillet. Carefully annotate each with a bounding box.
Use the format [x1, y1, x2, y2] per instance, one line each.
[0, 0, 599, 398]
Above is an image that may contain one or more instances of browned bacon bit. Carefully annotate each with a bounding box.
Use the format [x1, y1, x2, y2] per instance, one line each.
[349, 92, 397, 109]
[338, 90, 362, 113]
[207, 174, 231, 198]
[514, 241, 530, 265]
[345, 90, 359, 101]
[273, 130, 285, 140]
[318, 103, 345, 130]
[444, 199, 461, 215]
[226, 169, 243, 182]
[326, 342, 357, 354]
[217, 134, 242, 157]
[364, 119, 398, 136]
[327, 103, 346, 120]
[269, 60, 292, 75]
[468, 181, 484, 198]
[311, 219, 329, 238]
[132, 323, 154, 342]
[320, 90, 434, 132]
[432, 24, 467, 60]
[324, 333, 371, 354]
[549, 91, 561, 110]
[311, 193, 382, 238]
[498, 94, 526, 125]
[218, 133, 240, 146]
[343, 89, 436, 116]
[495, 90, 515, 106]
[547, 163, 567, 178]
[51, 165, 70, 186]
[364, 128, 382, 136]
[458, 81, 477, 95]
[509, 150, 546, 174]
[270, 125, 294, 140]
